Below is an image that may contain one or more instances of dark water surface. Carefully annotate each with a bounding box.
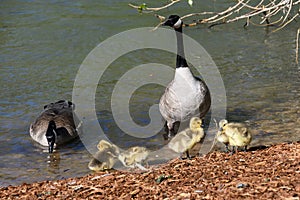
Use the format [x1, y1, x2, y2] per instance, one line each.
[0, 0, 299, 186]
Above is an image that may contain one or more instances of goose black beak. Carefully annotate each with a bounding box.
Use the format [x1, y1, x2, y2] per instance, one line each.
[162, 19, 172, 27]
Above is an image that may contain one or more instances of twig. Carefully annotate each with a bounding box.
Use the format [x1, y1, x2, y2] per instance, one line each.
[200, 0, 245, 23]
[151, 14, 166, 31]
[280, 0, 293, 25]
[249, 16, 283, 27]
[136, 0, 299, 31]
[128, 0, 180, 12]
[181, 12, 216, 20]
[272, 11, 299, 32]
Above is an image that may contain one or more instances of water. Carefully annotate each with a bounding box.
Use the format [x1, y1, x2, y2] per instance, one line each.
[1, 0, 299, 187]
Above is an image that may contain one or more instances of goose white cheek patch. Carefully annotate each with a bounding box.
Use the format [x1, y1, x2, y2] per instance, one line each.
[173, 19, 182, 28]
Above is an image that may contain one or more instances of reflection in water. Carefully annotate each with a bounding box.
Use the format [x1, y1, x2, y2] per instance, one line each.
[47, 152, 61, 174]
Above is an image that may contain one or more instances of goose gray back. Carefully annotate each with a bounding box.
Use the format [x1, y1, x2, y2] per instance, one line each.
[29, 100, 79, 153]
[159, 15, 211, 138]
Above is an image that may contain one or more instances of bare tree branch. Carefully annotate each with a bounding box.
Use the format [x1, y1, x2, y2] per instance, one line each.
[130, 0, 300, 62]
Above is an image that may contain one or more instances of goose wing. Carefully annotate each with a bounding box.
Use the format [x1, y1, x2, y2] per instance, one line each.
[159, 84, 182, 124]
[29, 105, 78, 146]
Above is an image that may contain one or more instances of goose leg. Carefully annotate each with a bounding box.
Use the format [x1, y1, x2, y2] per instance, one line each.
[186, 150, 194, 159]
[163, 121, 174, 139]
[225, 144, 230, 153]
[179, 151, 189, 160]
[162, 122, 171, 140]
[229, 146, 237, 155]
[167, 125, 175, 138]
[186, 151, 190, 159]
[169, 121, 180, 138]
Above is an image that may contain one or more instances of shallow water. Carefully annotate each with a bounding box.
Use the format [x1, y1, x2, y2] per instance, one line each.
[0, 0, 299, 187]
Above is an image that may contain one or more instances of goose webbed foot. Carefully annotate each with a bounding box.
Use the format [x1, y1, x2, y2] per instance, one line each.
[179, 156, 186, 160]
[242, 146, 248, 152]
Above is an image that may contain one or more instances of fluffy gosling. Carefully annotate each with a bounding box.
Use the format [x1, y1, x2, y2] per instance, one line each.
[88, 140, 120, 171]
[217, 119, 252, 153]
[216, 120, 230, 152]
[118, 146, 149, 171]
[168, 117, 205, 159]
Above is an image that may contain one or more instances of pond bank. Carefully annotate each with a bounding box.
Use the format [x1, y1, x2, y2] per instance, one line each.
[1, 142, 299, 199]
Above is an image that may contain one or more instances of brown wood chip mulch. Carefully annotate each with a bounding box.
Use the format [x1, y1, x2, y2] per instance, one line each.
[1, 142, 299, 200]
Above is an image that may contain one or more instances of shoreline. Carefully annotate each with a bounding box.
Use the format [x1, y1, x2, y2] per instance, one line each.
[1, 142, 299, 199]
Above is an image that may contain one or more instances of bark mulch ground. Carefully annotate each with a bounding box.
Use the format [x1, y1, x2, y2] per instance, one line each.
[1, 142, 299, 200]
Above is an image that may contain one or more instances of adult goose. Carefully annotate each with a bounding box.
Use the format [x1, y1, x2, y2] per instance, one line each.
[29, 100, 80, 153]
[159, 15, 211, 137]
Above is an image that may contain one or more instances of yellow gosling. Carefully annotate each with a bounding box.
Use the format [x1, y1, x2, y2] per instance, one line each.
[88, 140, 120, 171]
[216, 119, 230, 152]
[118, 146, 149, 171]
[218, 119, 252, 153]
[168, 117, 205, 159]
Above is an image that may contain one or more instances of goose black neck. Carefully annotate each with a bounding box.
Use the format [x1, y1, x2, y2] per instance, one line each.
[46, 122, 56, 153]
[175, 26, 188, 68]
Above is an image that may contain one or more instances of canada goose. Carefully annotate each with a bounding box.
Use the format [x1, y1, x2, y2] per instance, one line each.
[217, 119, 252, 153]
[118, 146, 149, 171]
[88, 140, 120, 171]
[29, 100, 79, 153]
[168, 117, 205, 159]
[159, 15, 211, 138]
